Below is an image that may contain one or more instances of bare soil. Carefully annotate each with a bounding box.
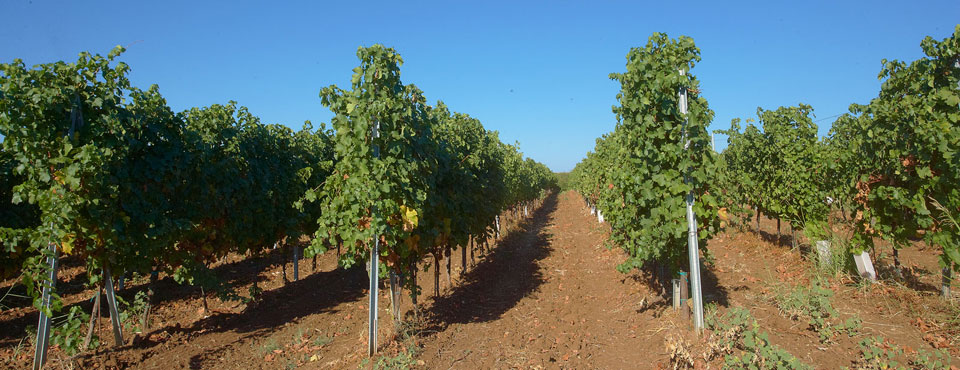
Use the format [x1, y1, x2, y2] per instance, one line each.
[1, 191, 957, 369]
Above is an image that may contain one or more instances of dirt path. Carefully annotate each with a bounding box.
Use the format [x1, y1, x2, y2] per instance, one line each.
[5, 190, 952, 369]
[416, 191, 664, 369]
[0, 191, 670, 369]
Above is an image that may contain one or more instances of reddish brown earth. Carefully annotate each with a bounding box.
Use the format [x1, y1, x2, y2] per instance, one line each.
[415, 190, 661, 369]
[1, 191, 957, 369]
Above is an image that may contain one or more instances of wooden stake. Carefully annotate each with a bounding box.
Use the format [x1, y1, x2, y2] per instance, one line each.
[82, 287, 101, 350]
[461, 237, 468, 279]
[434, 255, 440, 298]
[445, 244, 452, 288]
[142, 269, 158, 331]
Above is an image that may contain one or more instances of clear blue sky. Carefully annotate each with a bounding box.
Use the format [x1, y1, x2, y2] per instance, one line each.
[2, 1, 957, 172]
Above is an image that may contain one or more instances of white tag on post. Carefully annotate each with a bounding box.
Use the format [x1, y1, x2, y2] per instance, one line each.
[815, 240, 832, 267]
[853, 251, 877, 281]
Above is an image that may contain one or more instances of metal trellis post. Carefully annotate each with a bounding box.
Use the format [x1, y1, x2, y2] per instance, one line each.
[679, 69, 705, 332]
[368, 120, 380, 356]
[32, 241, 58, 370]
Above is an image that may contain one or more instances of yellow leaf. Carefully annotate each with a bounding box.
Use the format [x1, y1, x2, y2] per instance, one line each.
[400, 205, 419, 231]
[61, 233, 75, 255]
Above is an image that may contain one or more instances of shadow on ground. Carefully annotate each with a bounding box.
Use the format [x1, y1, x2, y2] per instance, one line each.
[71, 254, 367, 369]
[0, 245, 308, 342]
[422, 193, 558, 332]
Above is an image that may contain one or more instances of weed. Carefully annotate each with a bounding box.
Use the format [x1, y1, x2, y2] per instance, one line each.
[910, 347, 953, 369]
[846, 336, 954, 370]
[704, 307, 812, 369]
[313, 335, 333, 347]
[821, 238, 855, 277]
[246, 283, 264, 304]
[850, 336, 902, 369]
[358, 358, 370, 369]
[374, 345, 417, 369]
[365, 318, 425, 369]
[258, 338, 280, 355]
[2, 336, 28, 365]
[775, 280, 861, 342]
[51, 305, 97, 355]
[23, 326, 37, 347]
[292, 326, 306, 346]
[116, 290, 149, 334]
